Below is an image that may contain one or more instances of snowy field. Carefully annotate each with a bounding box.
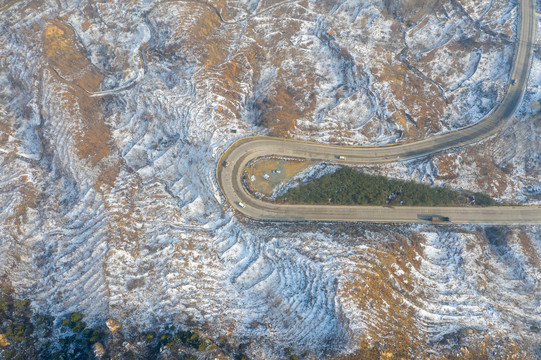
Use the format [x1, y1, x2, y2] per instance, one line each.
[0, 0, 540, 358]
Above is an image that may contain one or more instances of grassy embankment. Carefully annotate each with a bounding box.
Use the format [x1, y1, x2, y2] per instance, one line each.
[277, 167, 496, 206]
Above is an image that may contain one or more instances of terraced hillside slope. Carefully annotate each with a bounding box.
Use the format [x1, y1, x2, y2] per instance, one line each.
[0, 0, 540, 358]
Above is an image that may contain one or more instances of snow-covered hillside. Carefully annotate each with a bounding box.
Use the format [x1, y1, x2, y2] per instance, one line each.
[0, 0, 539, 358]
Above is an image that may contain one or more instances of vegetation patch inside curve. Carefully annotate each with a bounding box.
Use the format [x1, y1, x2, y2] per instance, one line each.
[277, 167, 496, 207]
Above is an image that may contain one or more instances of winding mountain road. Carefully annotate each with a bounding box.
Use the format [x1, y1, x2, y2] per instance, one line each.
[217, 0, 541, 224]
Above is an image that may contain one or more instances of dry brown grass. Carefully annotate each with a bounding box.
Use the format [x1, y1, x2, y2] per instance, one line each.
[332, 229, 536, 360]
[152, 2, 223, 67]
[43, 20, 102, 91]
[462, 149, 510, 196]
[256, 85, 301, 137]
[515, 229, 541, 270]
[255, 73, 317, 137]
[233, 7, 315, 137]
[371, 58, 446, 139]
[244, 158, 316, 196]
[43, 19, 118, 186]
[148, 1, 319, 138]
[209, 52, 259, 120]
[433, 153, 461, 181]
[337, 235, 427, 358]
[46, 74, 114, 169]
[413, 38, 482, 93]
[7, 177, 38, 236]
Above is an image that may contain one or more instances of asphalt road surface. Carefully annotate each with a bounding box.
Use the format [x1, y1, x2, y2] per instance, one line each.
[217, 0, 541, 225]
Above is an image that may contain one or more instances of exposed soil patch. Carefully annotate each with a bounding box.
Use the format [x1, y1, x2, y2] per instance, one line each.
[463, 149, 510, 196]
[148, 2, 223, 67]
[433, 153, 461, 180]
[370, 60, 446, 139]
[43, 19, 119, 185]
[244, 157, 316, 197]
[337, 233, 424, 357]
[43, 20, 102, 91]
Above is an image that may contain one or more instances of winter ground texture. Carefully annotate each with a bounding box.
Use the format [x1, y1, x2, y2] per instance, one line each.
[0, 0, 540, 358]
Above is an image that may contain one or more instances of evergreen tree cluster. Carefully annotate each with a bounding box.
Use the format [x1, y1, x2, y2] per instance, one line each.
[278, 167, 496, 207]
[0, 287, 246, 359]
[0, 287, 39, 360]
